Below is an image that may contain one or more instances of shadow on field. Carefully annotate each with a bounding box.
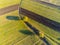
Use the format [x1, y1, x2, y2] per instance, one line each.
[58, 38, 60, 40]
[6, 16, 20, 20]
[39, 37, 50, 45]
[19, 30, 34, 35]
[24, 21, 50, 45]
[24, 22, 40, 36]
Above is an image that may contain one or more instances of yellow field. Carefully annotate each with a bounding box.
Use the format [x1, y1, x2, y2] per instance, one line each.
[0, 0, 42, 45]
[0, 0, 20, 8]
[0, 10, 29, 45]
[0, 0, 60, 45]
[20, 0, 60, 45]
[0, 9, 45, 45]
[21, 0, 60, 22]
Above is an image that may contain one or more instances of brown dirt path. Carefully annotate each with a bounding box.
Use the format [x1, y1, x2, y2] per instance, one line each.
[0, 4, 19, 15]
